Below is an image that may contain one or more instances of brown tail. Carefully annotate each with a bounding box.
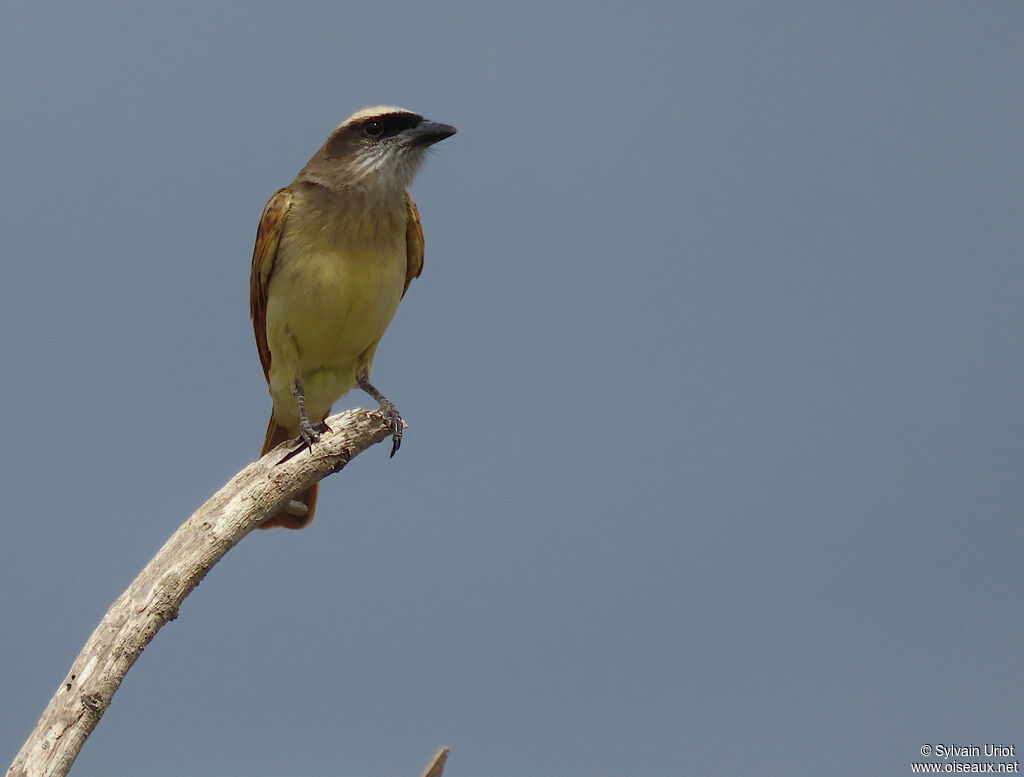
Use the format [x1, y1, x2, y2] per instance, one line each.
[257, 413, 319, 530]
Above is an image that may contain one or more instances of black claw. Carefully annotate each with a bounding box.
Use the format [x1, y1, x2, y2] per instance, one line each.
[379, 400, 403, 458]
[356, 374, 405, 458]
[299, 420, 331, 447]
[277, 420, 330, 465]
[299, 426, 320, 448]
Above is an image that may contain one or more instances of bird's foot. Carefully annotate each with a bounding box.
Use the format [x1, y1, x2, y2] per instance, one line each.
[277, 420, 330, 464]
[299, 419, 322, 448]
[377, 398, 404, 458]
[300, 418, 332, 446]
[357, 374, 404, 457]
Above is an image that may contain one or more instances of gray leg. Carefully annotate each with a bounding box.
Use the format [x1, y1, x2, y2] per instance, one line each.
[293, 379, 322, 448]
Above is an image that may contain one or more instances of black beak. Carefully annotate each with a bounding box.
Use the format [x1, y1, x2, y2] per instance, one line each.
[402, 120, 457, 147]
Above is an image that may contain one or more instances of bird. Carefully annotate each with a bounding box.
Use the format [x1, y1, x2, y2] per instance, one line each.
[249, 105, 455, 529]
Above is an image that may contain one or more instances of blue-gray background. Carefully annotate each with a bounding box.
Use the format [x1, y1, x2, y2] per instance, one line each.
[2, 3, 1021, 776]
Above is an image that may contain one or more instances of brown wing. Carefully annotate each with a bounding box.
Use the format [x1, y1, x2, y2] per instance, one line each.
[250, 188, 294, 383]
[403, 191, 425, 298]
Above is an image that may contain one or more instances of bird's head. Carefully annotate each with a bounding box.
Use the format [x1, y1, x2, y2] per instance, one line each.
[299, 105, 456, 201]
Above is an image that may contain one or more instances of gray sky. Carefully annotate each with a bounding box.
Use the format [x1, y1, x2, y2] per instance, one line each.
[2, 2, 1022, 776]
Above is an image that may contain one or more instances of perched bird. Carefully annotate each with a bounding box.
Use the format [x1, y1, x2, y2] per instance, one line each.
[250, 105, 456, 529]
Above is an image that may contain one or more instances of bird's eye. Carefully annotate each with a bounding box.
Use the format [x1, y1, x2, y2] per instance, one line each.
[363, 119, 384, 138]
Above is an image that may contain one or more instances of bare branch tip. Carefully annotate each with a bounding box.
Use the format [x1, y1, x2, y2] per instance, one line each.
[420, 746, 450, 777]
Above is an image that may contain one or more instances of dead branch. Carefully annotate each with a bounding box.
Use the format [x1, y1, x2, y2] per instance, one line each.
[6, 408, 442, 777]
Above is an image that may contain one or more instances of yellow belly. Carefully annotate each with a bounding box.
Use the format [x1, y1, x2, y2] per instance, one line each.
[265, 232, 406, 430]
